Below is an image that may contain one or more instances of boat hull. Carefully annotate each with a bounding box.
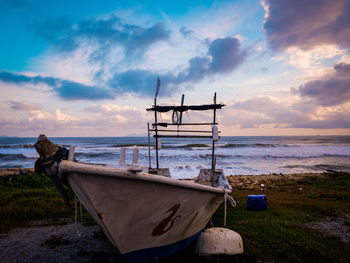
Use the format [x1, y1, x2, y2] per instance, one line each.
[59, 161, 226, 262]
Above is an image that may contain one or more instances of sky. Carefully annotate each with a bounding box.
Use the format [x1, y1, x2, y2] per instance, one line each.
[0, 0, 349, 137]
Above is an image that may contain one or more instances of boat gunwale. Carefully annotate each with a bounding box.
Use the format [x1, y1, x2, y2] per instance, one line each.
[59, 160, 230, 194]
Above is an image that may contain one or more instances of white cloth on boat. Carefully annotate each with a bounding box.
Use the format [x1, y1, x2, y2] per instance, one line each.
[218, 173, 232, 191]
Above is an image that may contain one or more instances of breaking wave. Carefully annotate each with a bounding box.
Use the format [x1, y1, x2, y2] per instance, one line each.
[163, 144, 210, 149]
[218, 143, 289, 148]
[0, 153, 37, 161]
[0, 144, 34, 149]
[75, 152, 117, 158]
[109, 143, 151, 148]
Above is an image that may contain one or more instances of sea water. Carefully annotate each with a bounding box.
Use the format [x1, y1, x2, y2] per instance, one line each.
[0, 136, 349, 179]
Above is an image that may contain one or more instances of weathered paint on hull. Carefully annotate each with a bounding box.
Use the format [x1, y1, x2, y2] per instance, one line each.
[59, 161, 226, 262]
[122, 231, 201, 262]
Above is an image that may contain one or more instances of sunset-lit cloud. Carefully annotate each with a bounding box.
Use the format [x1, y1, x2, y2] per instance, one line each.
[263, 0, 350, 50]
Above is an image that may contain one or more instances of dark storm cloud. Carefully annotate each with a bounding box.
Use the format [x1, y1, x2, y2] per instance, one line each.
[295, 63, 350, 106]
[0, 71, 112, 100]
[264, 0, 350, 50]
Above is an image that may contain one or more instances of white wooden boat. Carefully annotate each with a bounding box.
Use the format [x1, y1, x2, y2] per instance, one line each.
[58, 160, 228, 262]
[35, 92, 232, 262]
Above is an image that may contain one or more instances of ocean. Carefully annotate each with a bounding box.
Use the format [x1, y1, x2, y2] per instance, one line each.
[0, 136, 349, 179]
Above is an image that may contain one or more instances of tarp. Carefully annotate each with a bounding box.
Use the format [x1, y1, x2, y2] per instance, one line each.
[147, 104, 225, 113]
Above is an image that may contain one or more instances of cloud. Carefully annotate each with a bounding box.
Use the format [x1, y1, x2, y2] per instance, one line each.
[294, 63, 350, 106]
[8, 101, 41, 111]
[208, 37, 247, 73]
[179, 26, 193, 38]
[263, 0, 350, 50]
[177, 36, 247, 81]
[222, 62, 350, 130]
[0, 71, 112, 100]
[178, 56, 210, 82]
[0, 103, 145, 136]
[271, 45, 347, 69]
[1, 34, 247, 99]
[110, 69, 179, 97]
[35, 15, 170, 59]
[1, 106, 79, 132]
[54, 80, 112, 100]
[85, 104, 143, 124]
[27, 109, 79, 122]
[227, 96, 350, 129]
[109, 36, 247, 97]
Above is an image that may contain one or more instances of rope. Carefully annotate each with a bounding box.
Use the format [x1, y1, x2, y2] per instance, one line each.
[38, 146, 69, 169]
[74, 194, 83, 237]
[223, 190, 237, 226]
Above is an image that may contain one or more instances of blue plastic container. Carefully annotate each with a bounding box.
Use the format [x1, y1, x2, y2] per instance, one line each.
[247, 195, 267, 211]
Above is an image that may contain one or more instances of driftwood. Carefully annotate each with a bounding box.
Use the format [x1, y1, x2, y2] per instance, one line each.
[34, 135, 73, 211]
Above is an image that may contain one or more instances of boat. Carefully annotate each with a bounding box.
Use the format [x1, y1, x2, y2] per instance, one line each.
[34, 92, 233, 263]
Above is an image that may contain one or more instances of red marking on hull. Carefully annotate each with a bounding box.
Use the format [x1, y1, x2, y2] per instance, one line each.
[152, 204, 181, 236]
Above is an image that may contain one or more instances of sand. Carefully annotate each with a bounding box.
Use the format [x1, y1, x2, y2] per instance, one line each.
[0, 220, 115, 263]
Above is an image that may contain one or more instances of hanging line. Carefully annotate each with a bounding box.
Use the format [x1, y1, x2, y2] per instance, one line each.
[223, 189, 237, 226]
[74, 194, 83, 237]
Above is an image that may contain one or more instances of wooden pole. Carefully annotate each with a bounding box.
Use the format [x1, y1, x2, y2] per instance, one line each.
[179, 94, 185, 125]
[154, 98, 159, 169]
[154, 135, 213, 139]
[211, 93, 216, 171]
[153, 122, 218, 126]
[147, 122, 151, 168]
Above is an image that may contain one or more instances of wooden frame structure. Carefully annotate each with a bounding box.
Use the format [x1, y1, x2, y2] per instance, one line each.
[146, 93, 225, 172]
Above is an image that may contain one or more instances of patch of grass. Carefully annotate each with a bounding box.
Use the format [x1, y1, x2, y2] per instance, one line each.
[0, 173, 75, 233]
[212, 173, 350, 262]
[4, 172, 52, 188]
[0, 172, 97, 233]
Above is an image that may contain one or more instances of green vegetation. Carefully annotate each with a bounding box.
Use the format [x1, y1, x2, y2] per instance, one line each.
[0, 172, 76, 233]
[1, 171, 349, 262]
[212, 173, 350, 263]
